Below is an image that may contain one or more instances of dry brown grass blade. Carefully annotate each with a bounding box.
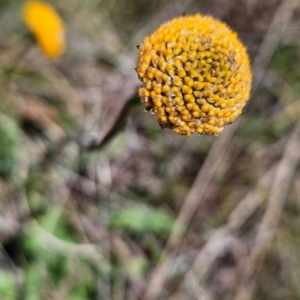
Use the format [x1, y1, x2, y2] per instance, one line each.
[233, 121, 300, 300]
[227, 165, 276, 231]
[181, 164, 276, 294]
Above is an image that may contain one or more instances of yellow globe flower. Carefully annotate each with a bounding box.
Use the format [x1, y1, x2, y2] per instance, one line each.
[23, 1, 66, 59]
[136, 14, 252, 136]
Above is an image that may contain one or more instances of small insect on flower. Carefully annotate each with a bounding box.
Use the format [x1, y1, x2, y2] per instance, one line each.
[135, 14, 252, 136]
[23, 1, 66, 59]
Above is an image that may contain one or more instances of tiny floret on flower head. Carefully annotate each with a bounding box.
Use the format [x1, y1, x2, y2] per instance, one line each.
[23, 1, 66, 59]
[135, 14, 252, 136]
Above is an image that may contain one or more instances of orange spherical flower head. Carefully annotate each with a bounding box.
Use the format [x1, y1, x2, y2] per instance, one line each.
[23, 1, 66, 59]
[136, 14, 252, 136]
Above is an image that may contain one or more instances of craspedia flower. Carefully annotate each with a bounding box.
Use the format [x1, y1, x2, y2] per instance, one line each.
[136, 14, 252, 136]
[23, 1, 66, 59]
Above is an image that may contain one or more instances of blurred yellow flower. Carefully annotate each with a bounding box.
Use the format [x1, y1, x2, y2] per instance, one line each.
[136, 14, 252, 136]
[23, 1, 66, 59]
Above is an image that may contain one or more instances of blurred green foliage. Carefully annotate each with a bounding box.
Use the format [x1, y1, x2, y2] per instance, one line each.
[0, 115, 19, 179]
[22, 218, 99, 299]
[0, 272, 17, 300]
[110, 206, 177, 234]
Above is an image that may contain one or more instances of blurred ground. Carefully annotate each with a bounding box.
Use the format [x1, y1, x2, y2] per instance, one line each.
[1, 0, 300, 299]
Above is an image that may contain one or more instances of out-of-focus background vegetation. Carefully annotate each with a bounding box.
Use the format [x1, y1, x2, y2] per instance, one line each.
[1, 0, 300, 299]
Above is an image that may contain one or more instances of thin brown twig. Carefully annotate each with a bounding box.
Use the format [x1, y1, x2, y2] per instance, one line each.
[79, 93, 139, 151]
